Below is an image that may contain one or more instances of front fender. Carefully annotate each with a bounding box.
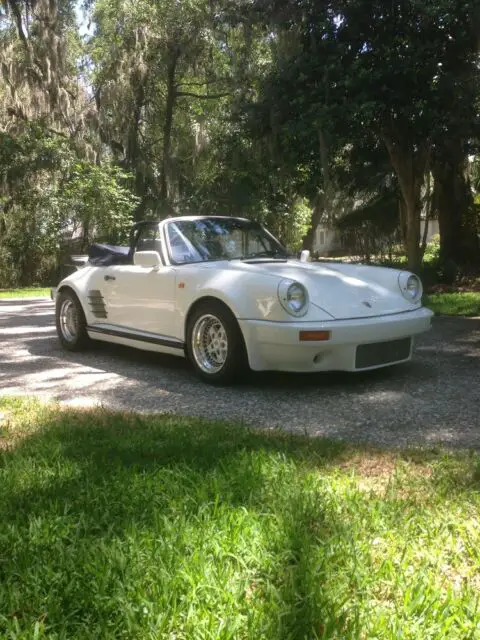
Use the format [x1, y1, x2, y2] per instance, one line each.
[56, 267, 98, 323]
[175, 267, 333, 340]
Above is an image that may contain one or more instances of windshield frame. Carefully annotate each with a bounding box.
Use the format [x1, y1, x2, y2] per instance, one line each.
[163, 217, 288, 266]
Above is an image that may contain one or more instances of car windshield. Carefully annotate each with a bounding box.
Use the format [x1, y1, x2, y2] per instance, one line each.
[165, 218, 288, 264]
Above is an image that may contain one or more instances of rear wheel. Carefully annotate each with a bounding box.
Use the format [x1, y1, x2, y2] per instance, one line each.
[56, 289, 91, 351]
[186, 301, 248, 384]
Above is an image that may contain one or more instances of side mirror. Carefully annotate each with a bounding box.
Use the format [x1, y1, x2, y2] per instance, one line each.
[134, 250, 162, 268]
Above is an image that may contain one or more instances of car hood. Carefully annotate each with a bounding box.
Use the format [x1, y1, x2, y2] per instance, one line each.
[224, 259, 416, 319]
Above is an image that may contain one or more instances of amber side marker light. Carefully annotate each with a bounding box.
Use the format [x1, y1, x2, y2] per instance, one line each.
[299, 330, 331, 342]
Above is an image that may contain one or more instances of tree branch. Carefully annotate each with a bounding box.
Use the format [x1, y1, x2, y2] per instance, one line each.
[176, 80, 218, 88]
[175, 91, 230, 100]
[8, 0, 29, 50]
[7, 106, 69, 139]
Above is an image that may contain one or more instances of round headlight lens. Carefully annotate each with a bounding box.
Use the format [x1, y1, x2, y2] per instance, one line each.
[278, 280, 309, 316]
[399, 272, 422, 302]
[406, 275, 420, 298]
[287, 284, 306, 312]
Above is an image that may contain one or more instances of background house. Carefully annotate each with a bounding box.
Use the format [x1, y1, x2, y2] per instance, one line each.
[313, 218, 440, 257]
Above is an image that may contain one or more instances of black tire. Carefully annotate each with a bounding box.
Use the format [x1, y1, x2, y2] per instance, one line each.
[55, 289, 91, 351]
[186, 300, 248, 385]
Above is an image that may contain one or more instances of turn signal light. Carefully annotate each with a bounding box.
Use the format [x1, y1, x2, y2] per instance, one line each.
[299, 330, 331, 342]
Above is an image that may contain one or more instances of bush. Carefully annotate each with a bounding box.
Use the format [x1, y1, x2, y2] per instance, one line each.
[0, 126, 138, 286]
[423, 234, 440, 265]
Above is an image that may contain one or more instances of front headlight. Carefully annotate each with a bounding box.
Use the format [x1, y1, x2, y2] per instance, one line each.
[398, 272, 422, 302]
[278, 280, 309, 317]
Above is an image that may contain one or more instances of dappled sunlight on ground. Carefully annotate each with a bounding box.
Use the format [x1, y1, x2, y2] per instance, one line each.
[1, 299, 479, 448]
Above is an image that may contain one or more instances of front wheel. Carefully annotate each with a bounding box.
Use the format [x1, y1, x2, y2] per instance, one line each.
[56, 289, 91, 351]
[186, 302, 248, 384]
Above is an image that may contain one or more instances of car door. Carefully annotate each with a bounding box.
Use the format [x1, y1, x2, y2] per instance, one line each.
[103, 223, 179, 340]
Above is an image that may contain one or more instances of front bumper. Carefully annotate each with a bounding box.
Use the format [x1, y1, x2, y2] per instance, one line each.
[239, 306, 433, 372]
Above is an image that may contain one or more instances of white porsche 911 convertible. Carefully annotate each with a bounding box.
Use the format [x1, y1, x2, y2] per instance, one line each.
[54, 216, 433, 384]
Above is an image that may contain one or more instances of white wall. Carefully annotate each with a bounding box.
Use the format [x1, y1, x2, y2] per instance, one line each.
[420, 219, 439, 243]
[313, 219, 440, 256]
[313, 226, 341, 254]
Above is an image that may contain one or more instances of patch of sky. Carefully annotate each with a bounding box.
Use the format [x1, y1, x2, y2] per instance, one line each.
[75, 0, 95, 38]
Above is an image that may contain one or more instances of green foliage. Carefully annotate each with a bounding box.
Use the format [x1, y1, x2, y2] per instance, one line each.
[0, 125, 137, 286]
[58, 162, 138, 245]
[1, 0, 479, 284]
[1, 398, 480, 638]
[244, 0, 480, 267]
[89, 0, 234, 215]
[0, 127, 72, 286]
[424, 292, 480, 317]
[423, 234, 441, 265]
[0, 288, 50, 298]
[184, 120, 312, 249]
[278, 198, 311, 250]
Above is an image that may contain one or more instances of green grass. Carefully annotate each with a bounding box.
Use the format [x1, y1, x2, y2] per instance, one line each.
[0, 287, 50, 299]
[0, 398, 479, 639]
[424, 292, 480, 317]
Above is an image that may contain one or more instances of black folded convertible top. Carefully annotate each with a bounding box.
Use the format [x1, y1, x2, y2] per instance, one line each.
[88, 243, 130, 266]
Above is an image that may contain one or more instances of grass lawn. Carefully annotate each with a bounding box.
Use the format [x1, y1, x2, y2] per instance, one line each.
[0, 398, 479, 639]
[0, 287, 50, 299]
[424, 292, 480, 317]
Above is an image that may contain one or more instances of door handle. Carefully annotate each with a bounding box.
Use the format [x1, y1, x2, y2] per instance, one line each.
[104, 275, 116, 281]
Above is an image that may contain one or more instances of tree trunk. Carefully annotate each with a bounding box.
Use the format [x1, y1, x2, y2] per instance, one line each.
[420, 215, 429, 260]
[404, 195, 422, 273]
[383, 136, 428, 273]
[302, 193, 323, 253]
[398, 198, 407, 254]
[159, 46, 180, 212]
[420, 170, 432, 261]
[432, 145, 479, 265]
[81, 218, 90, 252]
[302, 127, 330, 253]
[125, 75, 147, 221]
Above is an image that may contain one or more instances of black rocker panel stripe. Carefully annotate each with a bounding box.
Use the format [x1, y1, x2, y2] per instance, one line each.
[87, 325, 184, 350]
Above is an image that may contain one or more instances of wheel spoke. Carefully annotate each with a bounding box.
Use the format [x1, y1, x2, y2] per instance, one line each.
[191, 313, 229, 374]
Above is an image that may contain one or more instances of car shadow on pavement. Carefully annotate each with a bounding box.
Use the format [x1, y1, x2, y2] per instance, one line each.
[3, 308, 480, 448]
[22, 333, 434, 392]
[13, 316, 478, 399]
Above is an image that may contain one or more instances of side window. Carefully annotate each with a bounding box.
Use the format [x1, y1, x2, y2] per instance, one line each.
[135, 224, 162, 256]
[166, 223, 203, 263]
[246, 230, 268, 255]
[317, 229, 325, 246]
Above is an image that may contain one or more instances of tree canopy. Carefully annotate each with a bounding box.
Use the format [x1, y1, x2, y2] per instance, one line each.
[1, 0, 479, 285]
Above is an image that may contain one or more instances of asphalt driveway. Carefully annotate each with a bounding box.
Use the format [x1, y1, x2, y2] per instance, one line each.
[1, 298, 479, 448]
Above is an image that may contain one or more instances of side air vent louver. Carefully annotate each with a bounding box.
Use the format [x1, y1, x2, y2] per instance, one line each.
[87, 290, 108, 319]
